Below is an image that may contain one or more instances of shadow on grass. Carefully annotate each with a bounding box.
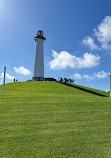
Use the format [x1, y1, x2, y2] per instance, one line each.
[61, 82, 107, 97]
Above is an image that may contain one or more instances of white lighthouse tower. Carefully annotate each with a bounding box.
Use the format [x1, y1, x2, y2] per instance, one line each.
[32, 30, 46, 81]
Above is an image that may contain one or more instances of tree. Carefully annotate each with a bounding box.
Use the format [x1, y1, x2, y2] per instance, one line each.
[64, 78, 68, 83]
[59, 78, 63, 83]
[68, 78, 74, 83]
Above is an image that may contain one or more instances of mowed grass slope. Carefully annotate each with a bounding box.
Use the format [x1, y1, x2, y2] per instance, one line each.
[0, 81, 111, 158]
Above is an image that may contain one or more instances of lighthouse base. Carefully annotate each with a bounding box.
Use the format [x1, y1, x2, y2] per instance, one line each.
[32, 77, 44, 81]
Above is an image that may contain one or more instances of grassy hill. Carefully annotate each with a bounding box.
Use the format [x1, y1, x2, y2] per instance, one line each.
[64, 82, 109, 97]
[0, 81, 111, 158]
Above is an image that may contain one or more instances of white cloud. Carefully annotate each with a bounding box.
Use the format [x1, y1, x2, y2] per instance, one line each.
[94, 16, 111, 50]
[0, 73, 15, 80]
[82, 36, 99, 50]
[94, 71, 110, 79]
[49, 50, 100, 70]
[70, 71, 110, 80]
[83, 71, 110, 80]
[83, 75, 92, 80]
[83, 74, 94, 80]
[83, 16, 111, 53]
[71, 73, 82, 79]
[14, 66, 31, 75]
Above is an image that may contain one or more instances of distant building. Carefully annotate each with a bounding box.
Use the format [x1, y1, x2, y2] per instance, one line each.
[45, 78, 57, 82]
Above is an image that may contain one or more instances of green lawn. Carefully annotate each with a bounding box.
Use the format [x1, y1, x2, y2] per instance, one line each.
[0, 81, 111, 158]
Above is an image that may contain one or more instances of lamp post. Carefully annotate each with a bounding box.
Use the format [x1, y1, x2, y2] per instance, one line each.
[109, 74, 111, 97]
[2, 66, 6, 92]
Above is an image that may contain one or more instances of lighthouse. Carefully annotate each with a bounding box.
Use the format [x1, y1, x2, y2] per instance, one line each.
[32, 30, 46, 81]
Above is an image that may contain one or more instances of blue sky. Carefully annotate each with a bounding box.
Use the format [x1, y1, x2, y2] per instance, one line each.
[0, 0, 111, 91]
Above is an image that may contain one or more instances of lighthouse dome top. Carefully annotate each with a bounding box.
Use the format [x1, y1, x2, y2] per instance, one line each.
[34, 30, 46, 41]
[37, 30, 43, 36]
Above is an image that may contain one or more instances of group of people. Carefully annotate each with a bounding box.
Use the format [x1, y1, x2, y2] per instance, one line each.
[13, 78, 18, 82]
